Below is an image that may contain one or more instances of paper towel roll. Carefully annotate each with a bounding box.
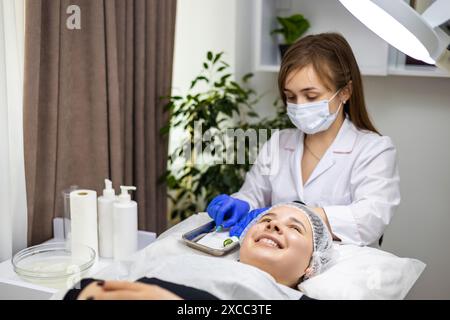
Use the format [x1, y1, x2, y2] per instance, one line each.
[70, 190, 98, 259]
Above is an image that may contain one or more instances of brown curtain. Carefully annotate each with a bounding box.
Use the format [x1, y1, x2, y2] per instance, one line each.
[23, 0, 176, 245]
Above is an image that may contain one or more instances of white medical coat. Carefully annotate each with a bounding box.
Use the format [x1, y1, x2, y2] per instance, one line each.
[232, 118, 400, 246]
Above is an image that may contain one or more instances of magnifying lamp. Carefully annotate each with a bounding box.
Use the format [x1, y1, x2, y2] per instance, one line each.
[338, 0, 450, 73]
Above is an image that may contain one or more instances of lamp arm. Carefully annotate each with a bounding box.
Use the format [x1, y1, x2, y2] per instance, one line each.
[421, 0, 450, 28]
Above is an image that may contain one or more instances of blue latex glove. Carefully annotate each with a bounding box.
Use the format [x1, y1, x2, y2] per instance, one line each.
[206, 194, 250, 229]
[229, 207, 270, 238]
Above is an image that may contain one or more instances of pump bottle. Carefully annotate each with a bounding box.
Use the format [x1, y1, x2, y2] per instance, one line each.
[97, 179, 116, 258]
[113, 186, 138, 260]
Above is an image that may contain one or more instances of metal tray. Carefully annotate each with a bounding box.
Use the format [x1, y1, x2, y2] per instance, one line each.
[181, 221, 239, 256]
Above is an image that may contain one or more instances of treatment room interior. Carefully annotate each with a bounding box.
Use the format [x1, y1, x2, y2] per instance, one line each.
[1, 0, 450, 300]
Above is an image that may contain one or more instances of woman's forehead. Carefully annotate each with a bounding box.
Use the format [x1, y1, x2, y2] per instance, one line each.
[264, 206, 312, 231]
[284, 64, 333, 92]
[285, 65, 321, 89]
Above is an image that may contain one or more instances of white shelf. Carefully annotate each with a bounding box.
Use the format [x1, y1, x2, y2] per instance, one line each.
[387, 65, 450, 78]
[388, 46, 450, 78]
[253, 0, 449, 78]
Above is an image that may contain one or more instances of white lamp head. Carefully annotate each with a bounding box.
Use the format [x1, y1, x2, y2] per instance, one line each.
[339, 0, 450, 71]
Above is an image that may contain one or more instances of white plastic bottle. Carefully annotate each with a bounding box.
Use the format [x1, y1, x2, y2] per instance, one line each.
[113, 186, 138, 260]
[97, 179, 116, 258]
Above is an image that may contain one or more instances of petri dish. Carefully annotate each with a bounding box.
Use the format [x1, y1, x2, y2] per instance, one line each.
[12, 242, 95, 289]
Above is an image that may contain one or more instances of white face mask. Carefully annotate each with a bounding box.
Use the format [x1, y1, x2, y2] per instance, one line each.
[287, 89, 343, 134]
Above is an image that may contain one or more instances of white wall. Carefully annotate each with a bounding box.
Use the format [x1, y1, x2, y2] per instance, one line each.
[364, 76, 450, 299]
[172, 0, 237, 96]
[170, 0, 237, 156]
[173, 0, 450, 299]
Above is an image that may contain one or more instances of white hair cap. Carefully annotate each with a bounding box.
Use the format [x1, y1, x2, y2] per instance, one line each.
[240, 202, 334, 279]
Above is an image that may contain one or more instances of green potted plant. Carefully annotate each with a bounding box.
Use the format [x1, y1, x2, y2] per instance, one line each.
[271, 13, 310, 58]
[161, 52, 259, 223]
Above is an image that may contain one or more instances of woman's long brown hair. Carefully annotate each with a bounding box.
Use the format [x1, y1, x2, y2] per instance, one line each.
[278, 32, 380, 135]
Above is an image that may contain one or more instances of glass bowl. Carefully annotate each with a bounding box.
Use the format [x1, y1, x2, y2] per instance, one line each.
[12, 242, 96, 289]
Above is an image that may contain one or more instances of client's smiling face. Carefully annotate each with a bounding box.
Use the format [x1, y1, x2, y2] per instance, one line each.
[239, 206, 314, 288]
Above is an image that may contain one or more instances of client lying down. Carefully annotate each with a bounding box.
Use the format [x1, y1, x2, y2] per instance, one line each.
[64, 202, 334, 300]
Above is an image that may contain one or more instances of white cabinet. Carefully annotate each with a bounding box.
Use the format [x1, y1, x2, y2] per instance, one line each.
[253, 0, 449, 78]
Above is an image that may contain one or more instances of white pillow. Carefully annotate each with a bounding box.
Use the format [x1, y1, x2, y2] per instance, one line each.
[299, 244, 426, 300]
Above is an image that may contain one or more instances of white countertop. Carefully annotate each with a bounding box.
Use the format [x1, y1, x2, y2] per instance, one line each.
[0, 229, 156, 300]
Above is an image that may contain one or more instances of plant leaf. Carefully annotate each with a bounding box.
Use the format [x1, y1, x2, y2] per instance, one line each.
[160, 125, 170, 135]
[213, 52, 223, 64]
[242, 73, 253, 83]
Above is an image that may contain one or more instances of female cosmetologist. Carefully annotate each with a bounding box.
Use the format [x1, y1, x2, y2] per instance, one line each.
[206, 33, 400, 246]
